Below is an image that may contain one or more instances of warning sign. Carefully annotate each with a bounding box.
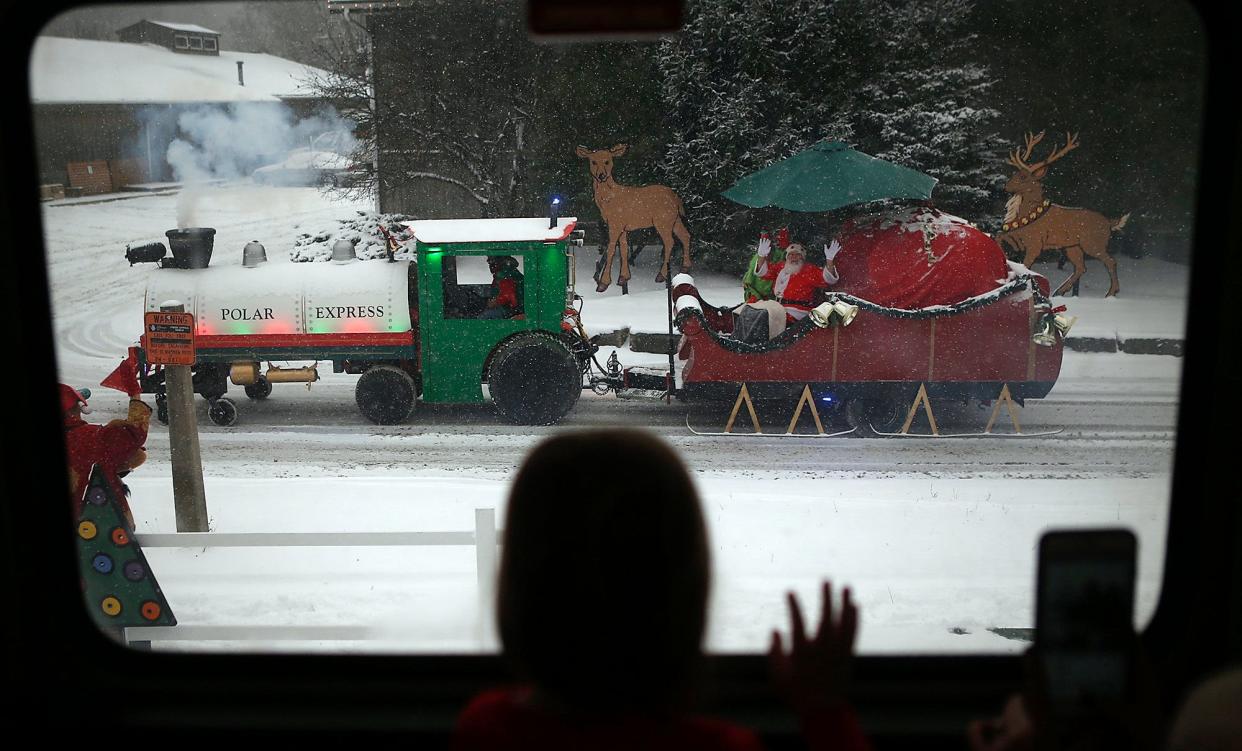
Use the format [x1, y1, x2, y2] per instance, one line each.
[144, 311, 196, 365]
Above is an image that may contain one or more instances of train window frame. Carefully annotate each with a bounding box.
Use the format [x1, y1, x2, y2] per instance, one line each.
[5, 0, 1237, 743]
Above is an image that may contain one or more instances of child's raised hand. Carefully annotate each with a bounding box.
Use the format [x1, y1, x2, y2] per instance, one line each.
[768, 581, 859, 711]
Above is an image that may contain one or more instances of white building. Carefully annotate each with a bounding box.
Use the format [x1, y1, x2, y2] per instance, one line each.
[28, 26, 331, 192]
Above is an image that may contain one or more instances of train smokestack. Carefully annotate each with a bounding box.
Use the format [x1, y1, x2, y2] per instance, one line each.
[166, 227, 216, 269]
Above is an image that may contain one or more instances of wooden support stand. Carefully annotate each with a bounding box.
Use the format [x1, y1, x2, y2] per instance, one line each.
[724, 383, 762, 434]
[984, 383, 1023, 434]
[900, 383, 939, 436]
[787, 384, 826, 435]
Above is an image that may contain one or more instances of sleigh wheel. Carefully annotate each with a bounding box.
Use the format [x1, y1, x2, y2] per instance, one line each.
[207, 397, 238, 427]
[244, 376, 272, 400]
[844, 397, 902, 437]
[355, 366, 416, 425]
[488, 332, 581, 425]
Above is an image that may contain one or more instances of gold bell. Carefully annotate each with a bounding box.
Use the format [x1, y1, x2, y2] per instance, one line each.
[809, 302, 834, 328]
[1052, 313, 1077, 337]
[831, 300, 859, 326]
[1032, 317, 1057, 347]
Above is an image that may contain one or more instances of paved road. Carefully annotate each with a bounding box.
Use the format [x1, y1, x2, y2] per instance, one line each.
[136, 371, 1179, 481]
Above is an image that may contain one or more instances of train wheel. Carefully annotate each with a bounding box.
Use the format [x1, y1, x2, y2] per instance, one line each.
[487, 332, 581, 425]
[844, 397, 903, 437]
[244, 376, 272, 400]
[355, 366, 416, 425]
[208, 398, 238, 427]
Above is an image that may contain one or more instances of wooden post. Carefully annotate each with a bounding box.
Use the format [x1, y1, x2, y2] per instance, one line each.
[475, 508, 498, 647]
[1027, 297, 1037, 381]
[831, 326, 840, 381]
[724, 383, 762, 434]
[787, 384, 826, 435]
[162, 303, 208, 532]
[666, 265, 675, 404]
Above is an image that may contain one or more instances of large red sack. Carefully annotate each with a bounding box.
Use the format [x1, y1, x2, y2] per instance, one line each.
[831, 207, 1010, 309]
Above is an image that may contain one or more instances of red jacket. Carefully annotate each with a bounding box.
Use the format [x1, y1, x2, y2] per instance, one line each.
[453, 687, 871, 751]
[759, 260, 836, 311]
[492, 278, 520, 309]
[65, 399, 151, 523]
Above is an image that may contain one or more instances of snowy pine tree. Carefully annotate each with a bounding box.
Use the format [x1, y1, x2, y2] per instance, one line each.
[854, 0, 1007, 220]
[657, 0, 1006, 269]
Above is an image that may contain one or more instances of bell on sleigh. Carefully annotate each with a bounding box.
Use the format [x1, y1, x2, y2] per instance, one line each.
[1032, 317, 1058, 347]
[831, 300, 859, 326]
[1052, 313, 1077, 337]
[810, 302, 834, 328]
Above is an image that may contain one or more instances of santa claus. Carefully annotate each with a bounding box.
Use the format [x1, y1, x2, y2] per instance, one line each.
[754, 237, 842, 320]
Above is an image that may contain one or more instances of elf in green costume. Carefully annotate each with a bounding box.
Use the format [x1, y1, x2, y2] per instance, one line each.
[742, 228, 789, 302]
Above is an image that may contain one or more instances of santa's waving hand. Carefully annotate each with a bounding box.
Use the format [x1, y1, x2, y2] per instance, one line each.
[823, 241, 842, 284]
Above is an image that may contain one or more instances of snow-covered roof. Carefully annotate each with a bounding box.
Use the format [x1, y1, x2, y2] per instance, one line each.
[29, 36, 329, 104]
[403, 218, 579, 244]
[145, 21, 221, 35]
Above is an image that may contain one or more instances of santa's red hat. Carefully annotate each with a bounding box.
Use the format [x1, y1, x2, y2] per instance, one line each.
[58, 384, 91, 414]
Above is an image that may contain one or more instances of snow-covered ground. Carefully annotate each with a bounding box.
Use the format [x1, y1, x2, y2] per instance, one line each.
[44, 184, 1187, 654]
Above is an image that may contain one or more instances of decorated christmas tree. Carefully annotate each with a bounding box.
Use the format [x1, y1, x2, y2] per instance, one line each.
[76, 466, 175, 630]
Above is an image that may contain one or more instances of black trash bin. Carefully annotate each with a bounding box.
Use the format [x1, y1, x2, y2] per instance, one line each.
[165, 228, 216, 269]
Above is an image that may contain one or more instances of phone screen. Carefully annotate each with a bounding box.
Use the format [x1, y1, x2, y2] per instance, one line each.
[1036, 533, 1136, 715]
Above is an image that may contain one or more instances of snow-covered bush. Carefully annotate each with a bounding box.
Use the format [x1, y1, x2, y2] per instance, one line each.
[289, 210, 414, 262]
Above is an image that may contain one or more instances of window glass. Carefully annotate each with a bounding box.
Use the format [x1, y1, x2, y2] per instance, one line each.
[442, 254, 526, 320]
[32, 0, 1202, 655]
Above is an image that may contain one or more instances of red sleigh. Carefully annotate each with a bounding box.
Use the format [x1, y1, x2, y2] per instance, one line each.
[667, 210, 1067, 436]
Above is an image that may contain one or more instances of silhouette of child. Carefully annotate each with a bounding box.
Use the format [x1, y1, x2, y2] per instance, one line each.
[453, 428, 871, 751]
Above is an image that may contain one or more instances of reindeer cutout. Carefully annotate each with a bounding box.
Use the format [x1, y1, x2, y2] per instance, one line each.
[995, 131, 1129, 297]
[575, 144, 691, 292]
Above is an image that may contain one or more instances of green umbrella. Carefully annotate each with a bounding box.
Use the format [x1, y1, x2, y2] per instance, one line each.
[721, 140, 937, 212]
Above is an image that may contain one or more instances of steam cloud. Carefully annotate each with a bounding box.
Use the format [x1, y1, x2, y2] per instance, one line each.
[166, 103, 357, 227]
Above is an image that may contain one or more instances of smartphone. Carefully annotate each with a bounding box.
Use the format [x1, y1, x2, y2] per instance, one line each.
[1035, 529, 1137, 717]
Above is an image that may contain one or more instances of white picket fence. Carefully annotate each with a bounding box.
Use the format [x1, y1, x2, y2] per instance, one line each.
[123, 508, 499, 648]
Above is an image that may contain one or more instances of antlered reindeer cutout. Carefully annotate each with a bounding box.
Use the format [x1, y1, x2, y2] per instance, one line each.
[995, 131, 1129, 297]
[576, 144, 691, 292]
